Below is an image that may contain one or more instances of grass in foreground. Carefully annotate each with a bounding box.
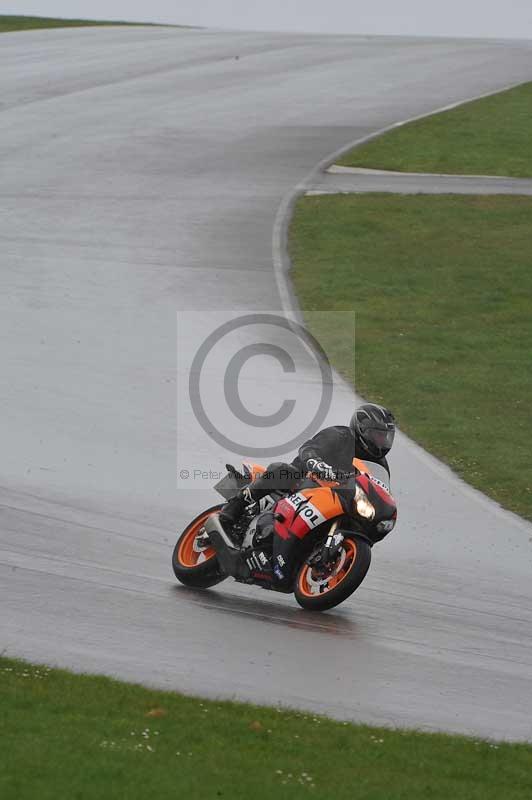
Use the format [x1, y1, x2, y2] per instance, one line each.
[0, 15, 151, 33]
[338, 81, 532, 177]
[290, 193, 532, 521]
[1, 657, 531, 800]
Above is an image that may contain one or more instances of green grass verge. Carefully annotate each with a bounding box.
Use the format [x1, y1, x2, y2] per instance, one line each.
[0, 14, 153, 33]
[1, 657, 531, 799]
[290, 193, 532, 521]
[338, 81, 532, 177]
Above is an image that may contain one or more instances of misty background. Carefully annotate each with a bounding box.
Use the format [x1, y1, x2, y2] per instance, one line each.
[1, 0, 532, 39]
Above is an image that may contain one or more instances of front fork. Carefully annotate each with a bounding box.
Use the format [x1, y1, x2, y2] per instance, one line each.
[321, 521, 345, 563]
[305, 521, 344, 576]
[307, 523, 373, 576]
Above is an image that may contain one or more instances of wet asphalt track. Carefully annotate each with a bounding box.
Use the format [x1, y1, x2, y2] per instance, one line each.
[2, 26, 532, 741]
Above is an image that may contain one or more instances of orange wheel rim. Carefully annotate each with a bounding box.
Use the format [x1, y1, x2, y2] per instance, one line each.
[177, 511, 216, 568]
[298, 540, 357, 598]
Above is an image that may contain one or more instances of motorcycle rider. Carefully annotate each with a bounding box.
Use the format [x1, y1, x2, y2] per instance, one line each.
[219, 403, 396, 529]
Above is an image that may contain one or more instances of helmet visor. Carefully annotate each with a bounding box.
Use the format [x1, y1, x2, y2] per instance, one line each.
[366, 426, 395, 453]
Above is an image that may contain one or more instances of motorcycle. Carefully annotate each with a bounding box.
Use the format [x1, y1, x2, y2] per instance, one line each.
[172, 458, 397, 611]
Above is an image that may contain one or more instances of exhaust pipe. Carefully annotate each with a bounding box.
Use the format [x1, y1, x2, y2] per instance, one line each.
[204, 514, 246, 578]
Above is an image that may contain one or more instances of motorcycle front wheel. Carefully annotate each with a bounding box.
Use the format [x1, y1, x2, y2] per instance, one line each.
[172, 505, 227, 589]
[294, 535, 371, 611]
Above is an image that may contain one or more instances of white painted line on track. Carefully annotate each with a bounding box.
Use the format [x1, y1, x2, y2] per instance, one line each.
[327, 165, 525, 180]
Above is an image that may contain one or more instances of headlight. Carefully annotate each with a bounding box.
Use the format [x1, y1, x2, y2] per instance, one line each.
[354, 484, 375, 520]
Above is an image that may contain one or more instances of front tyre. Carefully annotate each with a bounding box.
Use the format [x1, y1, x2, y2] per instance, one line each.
[294, 536, 371, 612]
[172, 506, 226, 589]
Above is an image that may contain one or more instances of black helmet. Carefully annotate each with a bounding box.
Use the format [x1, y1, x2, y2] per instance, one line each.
[350, 403, 396, 459]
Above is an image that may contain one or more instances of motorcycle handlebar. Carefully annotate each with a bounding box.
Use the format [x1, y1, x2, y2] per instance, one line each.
[306, 469, 359, 486]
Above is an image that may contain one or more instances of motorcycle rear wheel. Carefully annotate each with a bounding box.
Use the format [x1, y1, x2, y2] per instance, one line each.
[173, 505, 227, 589]
[294, 535, 371, 611]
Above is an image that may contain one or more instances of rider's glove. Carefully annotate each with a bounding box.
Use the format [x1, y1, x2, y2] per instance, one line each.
[307, 458, 337, 482]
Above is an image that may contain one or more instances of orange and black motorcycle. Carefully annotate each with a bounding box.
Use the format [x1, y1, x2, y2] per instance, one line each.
[172, 459, 397, 611]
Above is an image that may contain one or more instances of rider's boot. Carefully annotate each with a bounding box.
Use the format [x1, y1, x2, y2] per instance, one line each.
[219, 486, 256, 528]
[220, 465, 291, 529]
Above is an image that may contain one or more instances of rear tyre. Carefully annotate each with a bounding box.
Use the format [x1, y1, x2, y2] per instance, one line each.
[294, 536, 371, 612]
[172, 505, 226, 589]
